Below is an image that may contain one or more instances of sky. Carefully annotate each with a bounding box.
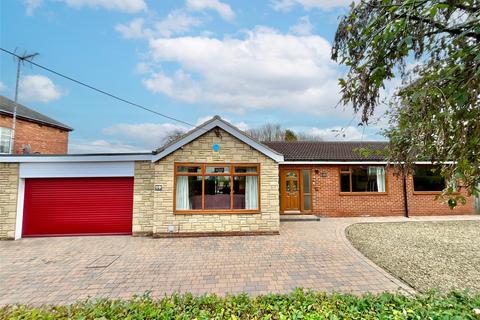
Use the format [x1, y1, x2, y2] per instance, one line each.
[0, 0, 387, 153]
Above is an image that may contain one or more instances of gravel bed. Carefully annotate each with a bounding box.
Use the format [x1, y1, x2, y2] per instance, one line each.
[346, 220, 480, 293]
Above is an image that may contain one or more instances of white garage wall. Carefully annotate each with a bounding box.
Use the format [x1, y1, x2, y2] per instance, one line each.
[19, 162, 135, 178]
[15, 179, 25, 240]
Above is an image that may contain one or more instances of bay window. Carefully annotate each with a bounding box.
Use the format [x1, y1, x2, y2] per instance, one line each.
[340, 166, 386, 193]
[0, 127, 12, 154]
[174, 163, 260, 212]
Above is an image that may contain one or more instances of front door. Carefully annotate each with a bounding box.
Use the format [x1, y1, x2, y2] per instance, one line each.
[282, 169, 300, 211]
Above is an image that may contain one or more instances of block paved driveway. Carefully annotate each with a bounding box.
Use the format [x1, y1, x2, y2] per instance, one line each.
[2, 215, 475, 306]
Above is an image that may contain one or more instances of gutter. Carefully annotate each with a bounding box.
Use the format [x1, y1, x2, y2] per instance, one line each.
[0, 110, 73, 132]
[0, 153, 153, 163]
[279, 161, 455, 165]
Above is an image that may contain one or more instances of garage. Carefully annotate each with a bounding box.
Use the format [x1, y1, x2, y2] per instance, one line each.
[22, 177, 134, 237]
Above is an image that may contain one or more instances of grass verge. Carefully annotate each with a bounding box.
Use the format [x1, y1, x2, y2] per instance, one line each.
[1, 290, 480, 319]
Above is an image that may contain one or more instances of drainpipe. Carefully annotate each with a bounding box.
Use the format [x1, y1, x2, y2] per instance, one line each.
[403, 166, 409, 218]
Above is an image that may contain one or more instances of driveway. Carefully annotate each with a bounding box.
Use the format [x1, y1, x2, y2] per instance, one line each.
[4, 216, 474, 306]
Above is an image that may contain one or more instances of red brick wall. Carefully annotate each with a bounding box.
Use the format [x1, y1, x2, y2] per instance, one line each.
[404, 176, 474, 216]
[0, 114, 69, 154]
[281, 164, 475, 217]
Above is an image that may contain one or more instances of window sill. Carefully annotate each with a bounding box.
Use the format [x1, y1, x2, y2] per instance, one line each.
[174, 210, 261, 215]
[339, 192, 388, 196]
[412, 191, 460, 195]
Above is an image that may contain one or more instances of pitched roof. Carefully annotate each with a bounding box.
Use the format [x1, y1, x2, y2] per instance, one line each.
[263, 141, 388, 161]
[0, 95, 73, 131]
[152, 116, 284, 162]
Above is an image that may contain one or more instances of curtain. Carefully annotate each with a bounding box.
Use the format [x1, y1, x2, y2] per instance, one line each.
[245, 168, 258, 209]
[176, 176, 190, 210]
[375, 167, 386, 192]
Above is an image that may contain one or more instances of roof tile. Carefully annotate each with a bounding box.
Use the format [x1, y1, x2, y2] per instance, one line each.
[263, 141, 387, 161]
[0, 95, 73, 131]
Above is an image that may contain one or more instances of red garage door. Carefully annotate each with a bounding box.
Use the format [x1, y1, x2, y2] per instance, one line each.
[23, 177, 134, 237]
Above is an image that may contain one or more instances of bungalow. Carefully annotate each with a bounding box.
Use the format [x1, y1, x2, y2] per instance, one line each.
[0, 116, 476, 239]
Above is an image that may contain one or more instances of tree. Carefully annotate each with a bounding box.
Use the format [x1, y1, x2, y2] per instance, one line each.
[332, 0, 480, 206]
[247, 123, 285, 142]
[284, 129, 298, 141]
[247, 123, 323, 141]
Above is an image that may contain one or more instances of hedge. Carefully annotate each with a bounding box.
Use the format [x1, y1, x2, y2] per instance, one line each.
[1, 289, 480, 319]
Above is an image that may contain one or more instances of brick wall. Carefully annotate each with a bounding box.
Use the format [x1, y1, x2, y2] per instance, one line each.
[0, 114, 69, 154]
[405, 175, 474, 215]
[132, 161, 155, 235]
[285, 165, 474, 217]
[153, 128, 280, 236]
[0, 163, 19, 239]
[310, 165, 406, 216]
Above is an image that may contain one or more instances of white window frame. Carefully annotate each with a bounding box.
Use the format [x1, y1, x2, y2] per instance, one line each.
[0, 127, 12, 154]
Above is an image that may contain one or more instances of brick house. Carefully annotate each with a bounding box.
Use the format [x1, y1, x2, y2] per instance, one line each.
[0, 95, 72, 154]
[0, 116, 476, 239]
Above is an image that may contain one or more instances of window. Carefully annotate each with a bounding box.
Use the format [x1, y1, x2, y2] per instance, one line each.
[0, 127, 12, 154]
[175, 163, 259, 212]
[302, 169, 311, 210]
[340, 166, 386, 193]
[413, 167, 445, 192]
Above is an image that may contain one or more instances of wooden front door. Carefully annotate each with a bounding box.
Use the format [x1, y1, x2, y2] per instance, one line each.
[282, 169, 301, 211]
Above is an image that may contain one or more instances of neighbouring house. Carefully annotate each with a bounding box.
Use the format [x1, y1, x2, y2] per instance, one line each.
[0, 95, 72, 154]
[0, 116, 476, 240]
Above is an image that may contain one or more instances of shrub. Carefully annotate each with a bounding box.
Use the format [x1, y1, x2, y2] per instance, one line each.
[1, 289, 480, 319]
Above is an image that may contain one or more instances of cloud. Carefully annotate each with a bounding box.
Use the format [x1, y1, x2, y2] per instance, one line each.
[115, 0, 234, 41]
[98, 116, 249, 151]
[102, 122, 189, 149]
[289, 16, 314, 35]
[116, 10, 202, 39]
[0, 81, 6, 92]
[186, 0, 235, 21]
[23, 0, 43, 15]
[69, 140, 147, 153]
[115, 18, 151, 39]
[23, 0, 146, 15]
[18, 75, 63, 103]
[307, 125, 365, 140]
[143, 27, 341, 115]
[271, 0, 352, 11]
[143, 70, 201, 103]
[135, 62, 151, 74]
[64, 0, 147, 13]
[154, 10, 202, 37]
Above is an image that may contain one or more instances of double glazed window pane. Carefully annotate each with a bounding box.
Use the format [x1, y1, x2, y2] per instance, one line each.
[0, 127, 11, 154]
[303, 170, 311, 210]
[233, 176, 246, 209]
[303, 170, 310, 193]
[351, 168, 370, 192]
[176, 176, 202, 210]
[233, 176, 258, 210]
[341, 167, 386, 192]
[204, 176, 231, 209]
[340, 172, 350, 192]
[206, 166, 230, 174]
[177, 166, 201, 173]
[235, 166, 257, 173]
[413, 168, 445, 191]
